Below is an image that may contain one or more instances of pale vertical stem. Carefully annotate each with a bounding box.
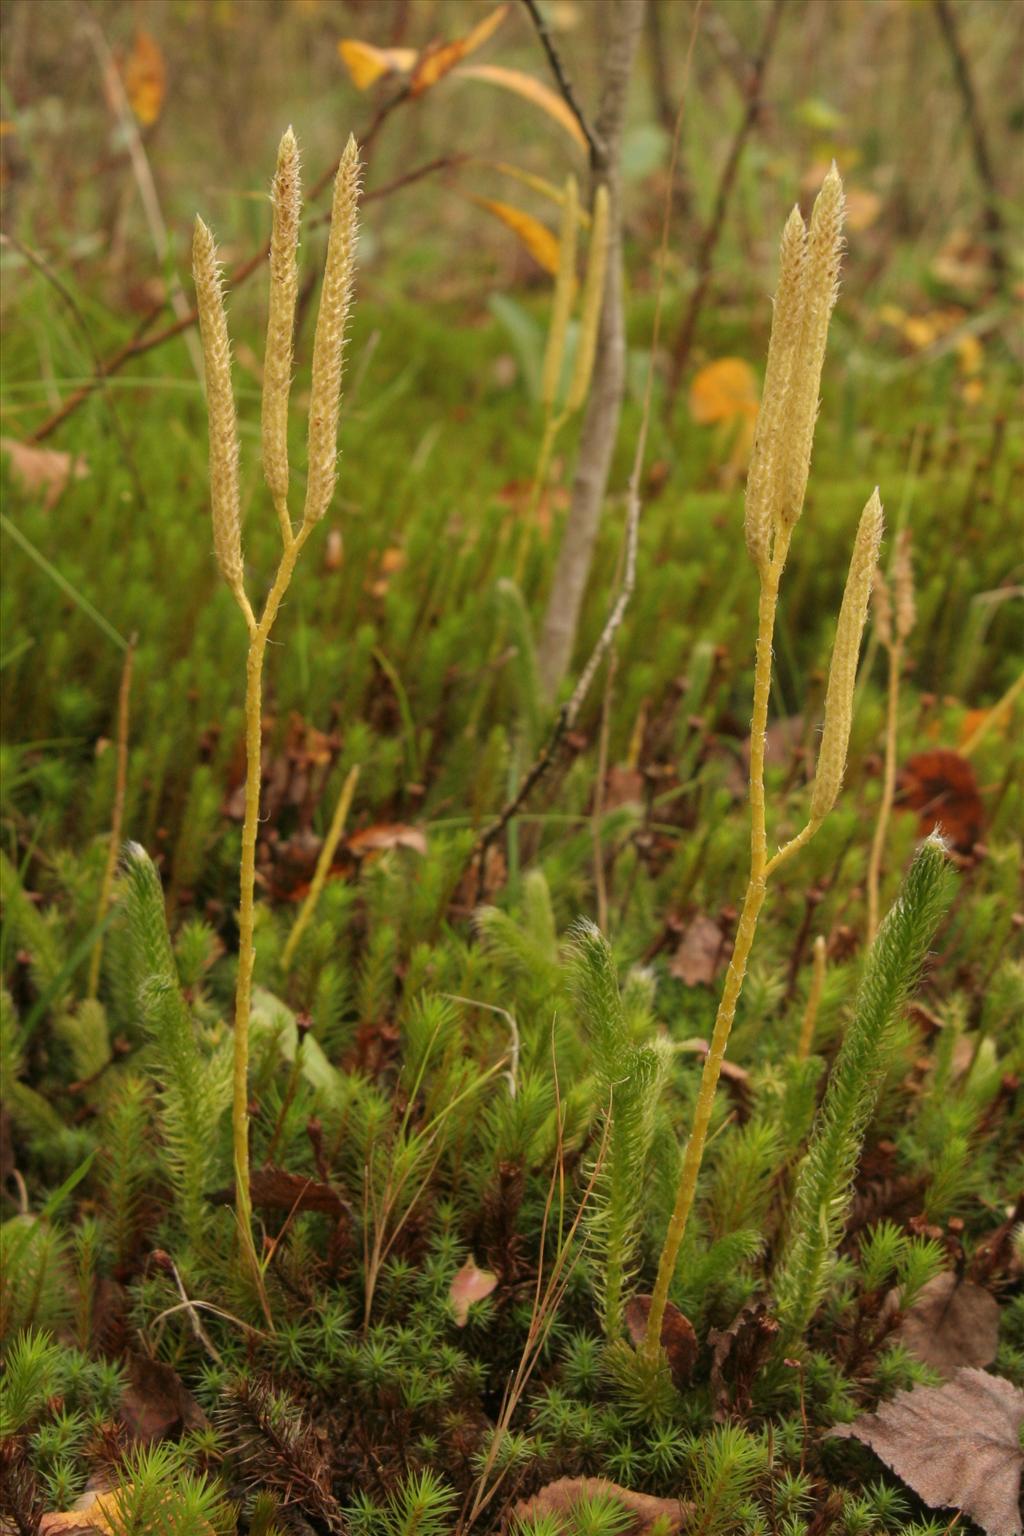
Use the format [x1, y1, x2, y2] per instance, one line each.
[866, 640, 901, 944]
[282, 762, 361, 973]
[797, 934, 827, 1060]
[233, 633, 266, 1270]
[641, 875, 767, 1368]
[232, 526, 310, 1297]
[642, 546, 783, 1366]
[87, 636, 135, 999]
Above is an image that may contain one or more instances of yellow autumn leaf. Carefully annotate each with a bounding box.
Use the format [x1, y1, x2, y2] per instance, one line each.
[121, 30, 166, 127]
[955, 333, 983, 375]
[409, 3, 508, 98]
[471, 197, 560, 274]
[338, 38, 417, 90]
[455, 64, 586, 150]
[688, 358, 759, 425]
[845, 188, 882, 231]
[479, 160, 592, 225]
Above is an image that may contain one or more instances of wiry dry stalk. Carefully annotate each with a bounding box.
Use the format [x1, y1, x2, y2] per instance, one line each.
[193, 130, 361, 1310]
[866, 528, 916, 942]
[642, 167, 882, 1372]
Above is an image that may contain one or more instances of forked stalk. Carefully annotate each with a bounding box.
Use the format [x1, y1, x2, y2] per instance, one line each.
[642, 166, 884, 1370]
[193, 129, 360, 1300]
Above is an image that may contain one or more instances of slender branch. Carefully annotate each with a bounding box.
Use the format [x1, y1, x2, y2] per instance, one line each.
[665, 0, 785, 410]
[26, 90, 410, 446]
[520, 0, 600, 163]
[932, 0, 1007, 282]
[474, 0, 697, 875]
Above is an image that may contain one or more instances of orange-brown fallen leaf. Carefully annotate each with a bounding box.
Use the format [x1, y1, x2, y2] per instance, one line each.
[624, 1295, 697, 1388]
[512, 1478, 693, 1536]
[408, 5, 508, 97]
[347, 823, 427, 857]
[897, 749, 984, 851]
[120, 30, 166, 126]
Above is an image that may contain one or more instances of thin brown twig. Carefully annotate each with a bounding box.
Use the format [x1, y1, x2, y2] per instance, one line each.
[26, 87, 410, 446]
[519, 0, 600, 164]
[932, 0, 1007, 282]
[473, 0, 701, 880]
[665, 0, 786, 411]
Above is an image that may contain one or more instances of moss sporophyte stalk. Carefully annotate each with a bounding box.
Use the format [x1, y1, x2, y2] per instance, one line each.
[193, 129, 361, 1310]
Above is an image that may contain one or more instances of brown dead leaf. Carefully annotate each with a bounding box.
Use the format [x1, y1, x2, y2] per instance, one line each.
[708, 1300, 780, 1420]
[831, 1368, 1024, 1536]
[2, 436, 88, 509]
[898, 749, 984, 851]
[348, 823, 427, 857]
[602, 764, 645, 810]
[324, 527, 343, 572]
[512, 1478, 692, 1535]
[898, 1271, 1000, 1379]
[120, 1353, 205, 1442]
[669, 913, 727, 987]
[409, 5, 508, 97]
[208, 1166, 348, 1220]
[449, 1257, 498, 1326]
[624, 1295, 697, 1388]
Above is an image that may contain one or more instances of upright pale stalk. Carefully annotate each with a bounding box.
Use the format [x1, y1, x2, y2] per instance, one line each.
[866, 527, 915, 942]
[194, 130, 360, 1306]
[642, 169, 864, 1371]
[797, 934, 827, 1060]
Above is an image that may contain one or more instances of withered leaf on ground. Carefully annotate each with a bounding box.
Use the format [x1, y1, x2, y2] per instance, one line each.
[207, 1166, 348, 1219]
[347, 822, 427, 857]
[669, 912, 728, 987]
[449, 1257, 498, 1326]
[2, 437, 89, 509]
[831, 1367, 1024, 1536]
[512, 1478, 693, 1536]
[897, 748, 984, 851]
[898, 1271, 1000, 1379]
[624, 1295, 697, 1388]
[708, 1300, 780, 1420]
[120, 1352, 206, 1442]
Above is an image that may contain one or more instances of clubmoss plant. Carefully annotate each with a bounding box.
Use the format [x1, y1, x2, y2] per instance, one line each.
[193, 128, 360, 1291]
[642, 166, 884, 1371]
[569, 918, 669, 1342]
[866, 528, 915, 942]
[773, 835, 955, 1340]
